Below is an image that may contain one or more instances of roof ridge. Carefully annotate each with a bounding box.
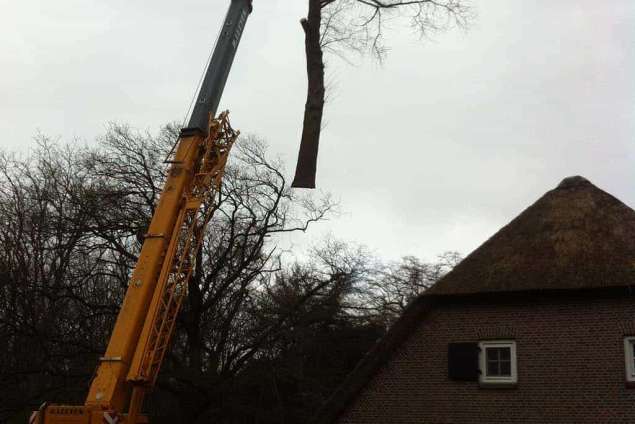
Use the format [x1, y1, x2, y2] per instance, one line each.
[556, 175, 591, 189]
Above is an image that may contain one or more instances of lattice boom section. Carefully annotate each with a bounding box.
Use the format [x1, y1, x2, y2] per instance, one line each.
[137, 112, 238, 384]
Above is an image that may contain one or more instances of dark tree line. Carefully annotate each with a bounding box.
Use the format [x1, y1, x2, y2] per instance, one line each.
[0, 126, 459, 424]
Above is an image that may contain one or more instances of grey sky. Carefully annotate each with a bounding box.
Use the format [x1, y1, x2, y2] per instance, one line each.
[1, 0, 633, 261]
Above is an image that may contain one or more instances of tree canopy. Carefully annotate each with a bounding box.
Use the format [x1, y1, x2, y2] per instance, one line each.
[0, 126, 460, 423]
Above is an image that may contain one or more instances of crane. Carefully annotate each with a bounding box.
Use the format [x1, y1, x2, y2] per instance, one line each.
[31, 1, 253, 422]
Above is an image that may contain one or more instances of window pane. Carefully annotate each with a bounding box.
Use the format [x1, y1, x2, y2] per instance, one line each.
[486, 348, 494, 362]
[500, 360, 511, 376]
[487, 360, 499, 376]
[499, 347, 511, 361]
[486, 347, 500, 362]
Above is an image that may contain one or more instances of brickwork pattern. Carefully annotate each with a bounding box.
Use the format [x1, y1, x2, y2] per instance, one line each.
[338, 294, 635, 424]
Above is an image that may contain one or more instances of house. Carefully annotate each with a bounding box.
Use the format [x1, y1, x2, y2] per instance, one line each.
[315, 176, 635, 424]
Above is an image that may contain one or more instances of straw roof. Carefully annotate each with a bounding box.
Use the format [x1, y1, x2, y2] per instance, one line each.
[429, 176, 635, 295]
[313, 176, 635, 424]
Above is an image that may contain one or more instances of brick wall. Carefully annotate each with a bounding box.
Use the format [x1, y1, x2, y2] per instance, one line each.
[337, 291, 635, 424]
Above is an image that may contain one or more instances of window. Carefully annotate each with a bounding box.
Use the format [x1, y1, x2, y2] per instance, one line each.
[479, 340, 517, 384]
[625, 337, 635, 382]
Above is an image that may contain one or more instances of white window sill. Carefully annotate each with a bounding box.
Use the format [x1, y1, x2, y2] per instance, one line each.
[479, 380, 518, 389]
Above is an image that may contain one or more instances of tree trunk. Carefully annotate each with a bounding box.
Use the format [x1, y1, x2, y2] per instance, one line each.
[292, 0, 325, 189]
[185, 248, 204, 372]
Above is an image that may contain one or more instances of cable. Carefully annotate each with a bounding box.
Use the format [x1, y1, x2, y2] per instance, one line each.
[165, 15, 225, 163]
[181, 12, 226, 127]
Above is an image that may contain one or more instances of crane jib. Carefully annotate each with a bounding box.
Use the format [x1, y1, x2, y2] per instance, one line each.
[187, 0, 253, 133]
[30, 2, 253, 423]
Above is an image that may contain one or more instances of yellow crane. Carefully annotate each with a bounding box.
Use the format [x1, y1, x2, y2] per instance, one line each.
[31, 1, 253, 422]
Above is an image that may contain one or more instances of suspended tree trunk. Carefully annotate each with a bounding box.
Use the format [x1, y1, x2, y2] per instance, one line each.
[292, 0, 325, 189]
[291, 0, 470, 188]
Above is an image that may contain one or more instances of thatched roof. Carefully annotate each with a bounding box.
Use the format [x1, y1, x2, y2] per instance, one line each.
[430, 176, 635, 295]
[312, 176, 635, 424]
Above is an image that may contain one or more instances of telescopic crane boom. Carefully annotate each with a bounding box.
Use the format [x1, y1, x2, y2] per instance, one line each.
[32, 1, 252, 423]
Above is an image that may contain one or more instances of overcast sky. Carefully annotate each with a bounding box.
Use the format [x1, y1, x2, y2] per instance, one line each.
[1, 0, 633, 261]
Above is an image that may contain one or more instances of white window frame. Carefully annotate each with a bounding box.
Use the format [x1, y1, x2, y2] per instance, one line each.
[624, 337, 635, 383]
[479, 340, 517, 384]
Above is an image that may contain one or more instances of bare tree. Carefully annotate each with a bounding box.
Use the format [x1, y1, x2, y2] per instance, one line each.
[0, 139, 122, 420]
[363, 251, 462, 326]
[174, 238, 382, 423]
[0, 124, 461, 423]
[292, 0, 473, 187]
[0, 125, 337, 423]
[148, 137, 337, 422]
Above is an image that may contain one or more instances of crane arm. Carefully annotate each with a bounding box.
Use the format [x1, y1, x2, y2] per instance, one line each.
[188, 0, 253, 132]
[37, 114, 237, 424]
[33, 1, 252, 423]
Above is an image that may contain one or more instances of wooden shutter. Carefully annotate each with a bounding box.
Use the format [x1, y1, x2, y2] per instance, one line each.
[448, 342, 480, 381]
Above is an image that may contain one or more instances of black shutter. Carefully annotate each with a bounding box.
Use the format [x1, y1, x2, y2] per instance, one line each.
[448, 342, 480, 381]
